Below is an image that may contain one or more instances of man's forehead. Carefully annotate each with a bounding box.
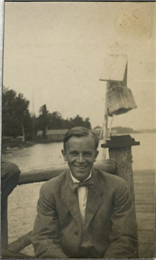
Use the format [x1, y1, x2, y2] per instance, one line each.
[69, 148, 93, 152]
[65, 135, 96, 149]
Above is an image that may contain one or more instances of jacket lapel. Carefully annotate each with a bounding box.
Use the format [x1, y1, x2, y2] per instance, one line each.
[61, 168, 104, 230]
[62, 170, 82, 228]
[85, 168, 104, 230]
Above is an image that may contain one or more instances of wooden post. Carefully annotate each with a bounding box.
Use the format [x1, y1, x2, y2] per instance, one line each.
[102, 135, 140, 257]
[101, 135, 140, 203]
[1, 198, 8, 249]
[102, 82, 109, 160]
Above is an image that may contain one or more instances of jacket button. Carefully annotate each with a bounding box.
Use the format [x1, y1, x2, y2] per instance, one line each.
[74, 231, 78, 235]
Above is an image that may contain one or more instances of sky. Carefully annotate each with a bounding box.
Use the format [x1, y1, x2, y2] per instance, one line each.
[3, 2, 156, 130]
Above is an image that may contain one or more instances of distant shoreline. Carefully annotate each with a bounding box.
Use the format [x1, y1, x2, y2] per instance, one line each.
[132, 130, 156, 134]
[2, 131, 155, 154]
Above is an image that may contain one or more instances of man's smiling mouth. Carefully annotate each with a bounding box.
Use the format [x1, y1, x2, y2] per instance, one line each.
[74, 165, 88, 169]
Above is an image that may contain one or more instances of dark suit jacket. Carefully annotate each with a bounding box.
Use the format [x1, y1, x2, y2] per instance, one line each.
[1, 159, 20, 202]
[32, 168, 138, 258]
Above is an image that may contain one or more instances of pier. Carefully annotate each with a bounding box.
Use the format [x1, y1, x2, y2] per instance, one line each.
[1, 161, 155, 258]
[133, 169, 155, 258]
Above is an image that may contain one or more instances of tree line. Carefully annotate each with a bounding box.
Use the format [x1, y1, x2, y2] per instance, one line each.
[2, 87, 91, 141]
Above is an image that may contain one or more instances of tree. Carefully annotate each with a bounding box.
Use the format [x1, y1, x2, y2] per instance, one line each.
[35, 104, 92, 135]
[2, 88, 32, 141]
[48, 111, 63, 129]
[69, 115, 91, 129]
[37, 105, 49, 138]
[14, 93, 30, 141]
[84, 118, 91, 129]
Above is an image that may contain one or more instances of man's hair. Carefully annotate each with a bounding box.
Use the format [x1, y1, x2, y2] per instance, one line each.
[63, 127, 99, 150]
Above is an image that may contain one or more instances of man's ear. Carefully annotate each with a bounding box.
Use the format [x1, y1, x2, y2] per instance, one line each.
[61, 149, 67, 161]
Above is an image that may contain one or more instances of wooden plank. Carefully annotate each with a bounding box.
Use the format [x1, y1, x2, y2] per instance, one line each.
[135, 193, 154, 199]
[133, 173, 155, 178]
[17, 166, 155, 186]
[134, 183, 154, 188]
[139, 243, 155, 258]
[134, 188, 154, 194]
[134, 180, 155, 184]
[134, 177, 155, 182]
[135, 199, 154, 205]
[18, 160, 116, 185]
[135, 190, 154, 195]
[134, 166, 155, 245]
[133, 170, 155, 176]
[138, 230, 154, 244]
[136, 212, 155, 230]
[133, 169, 155, 175]
[135, 194, 154, 199]
[135, 203, 154, 213]
[138, 229, 154, 258]
[135, 194, 154, 201]
[134, 179, 155, 184]
[134, 182, 155, 187]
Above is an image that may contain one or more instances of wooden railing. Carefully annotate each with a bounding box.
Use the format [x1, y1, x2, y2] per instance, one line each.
[18, 160, 116, 185]
[2, 160, 116, 257]
[2, 160, 155, 258]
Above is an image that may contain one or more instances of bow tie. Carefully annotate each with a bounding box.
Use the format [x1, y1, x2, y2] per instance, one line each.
[71, 179, 94, 192]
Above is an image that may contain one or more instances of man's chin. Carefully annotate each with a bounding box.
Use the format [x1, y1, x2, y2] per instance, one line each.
[74, 174, 90, 182]
[70, 166, 91, 181]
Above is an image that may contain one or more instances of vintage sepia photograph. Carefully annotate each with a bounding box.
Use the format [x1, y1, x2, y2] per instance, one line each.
[1, 1, 156, 259]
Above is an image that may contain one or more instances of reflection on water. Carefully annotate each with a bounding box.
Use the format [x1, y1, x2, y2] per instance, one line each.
[3, 133, 156, 255]
[3, 142, 64, 171]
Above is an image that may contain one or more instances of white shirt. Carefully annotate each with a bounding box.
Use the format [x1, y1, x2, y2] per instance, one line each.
[70, 172, 92, 225]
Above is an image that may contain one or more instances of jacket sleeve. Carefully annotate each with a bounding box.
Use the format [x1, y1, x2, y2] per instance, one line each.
[32, 183, 68, 258]
[1, 160, 21, 201]
[104, 179, 138, 259]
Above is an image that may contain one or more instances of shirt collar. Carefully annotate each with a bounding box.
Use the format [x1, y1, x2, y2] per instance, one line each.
[70, 171, 92, 183]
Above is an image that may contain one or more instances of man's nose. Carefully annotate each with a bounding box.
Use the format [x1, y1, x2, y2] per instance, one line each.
[77, 154, 85, 163]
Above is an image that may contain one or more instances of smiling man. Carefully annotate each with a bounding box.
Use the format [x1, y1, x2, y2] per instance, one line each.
[62, 129, 99, 182]
[32, 127, 138, 258]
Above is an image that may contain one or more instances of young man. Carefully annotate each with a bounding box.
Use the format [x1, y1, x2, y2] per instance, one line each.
[32, 127, 138, 258]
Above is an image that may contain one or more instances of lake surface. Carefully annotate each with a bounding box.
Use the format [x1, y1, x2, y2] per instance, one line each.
[3, 133, 156, 171]
[3, 132, 156, 255]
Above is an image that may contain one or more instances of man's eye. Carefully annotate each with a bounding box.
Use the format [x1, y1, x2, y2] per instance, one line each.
[70, 152, 77, 156]
[84, 153, 92, 156]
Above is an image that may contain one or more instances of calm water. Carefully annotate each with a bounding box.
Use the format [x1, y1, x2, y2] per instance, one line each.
[3, 133, 156, 255]
[4, 133, 156, 171]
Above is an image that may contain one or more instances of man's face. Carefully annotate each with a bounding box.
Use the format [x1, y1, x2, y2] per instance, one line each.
[62, 135, 99, 182]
